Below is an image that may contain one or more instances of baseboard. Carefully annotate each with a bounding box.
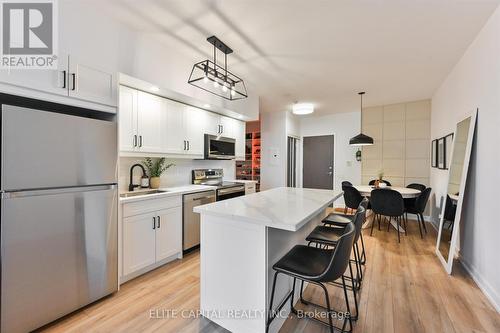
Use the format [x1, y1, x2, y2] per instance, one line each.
[459, 255, 500, 313]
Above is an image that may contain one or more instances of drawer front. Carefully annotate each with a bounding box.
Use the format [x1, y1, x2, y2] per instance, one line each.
[123, 195, 182, 217]
[245, 183, 256, 194]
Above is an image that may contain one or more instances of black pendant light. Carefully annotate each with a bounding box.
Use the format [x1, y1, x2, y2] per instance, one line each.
[188, 36, 248, 101]
[349, 92, 374, 146]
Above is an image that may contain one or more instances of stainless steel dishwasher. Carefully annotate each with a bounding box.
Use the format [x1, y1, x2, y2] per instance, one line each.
[183, 190, 216, 251]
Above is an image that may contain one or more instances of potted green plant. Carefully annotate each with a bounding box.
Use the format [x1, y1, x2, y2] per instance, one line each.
[142, 157, 175, 189]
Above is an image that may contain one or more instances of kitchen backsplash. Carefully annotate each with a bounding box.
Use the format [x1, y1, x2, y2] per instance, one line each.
[119, 157, 236, 191]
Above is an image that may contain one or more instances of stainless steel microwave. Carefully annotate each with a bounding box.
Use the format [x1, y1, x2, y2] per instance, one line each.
[204, 134, 235, 159]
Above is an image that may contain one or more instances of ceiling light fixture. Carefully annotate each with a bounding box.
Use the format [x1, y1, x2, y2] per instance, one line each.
[188, 36, 248, 101]
[349, 92, 374, 146]
[292, 102, 314, 115]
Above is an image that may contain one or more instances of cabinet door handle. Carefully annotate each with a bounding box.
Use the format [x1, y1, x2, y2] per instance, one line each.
[153, 216, 156, 230]
[187, 141, 190, 151]
[71, 73, 76, 91]
[157, 216, 161, 228]
[139, 135, 143, 147]
[61, 70, 66, 89]
[133, 135, 137, 147]
[183, 140, 186, 150]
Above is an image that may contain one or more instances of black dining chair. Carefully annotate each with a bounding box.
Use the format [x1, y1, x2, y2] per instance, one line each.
[404, 183, 426, 216]
[370, 188, 405, 242]
[405, 187, 432, 238]
[266, 223, 356, 333]
[368, 179, 392, 186]
[342, 185, 363, 214]
[342, 180, 353, 187]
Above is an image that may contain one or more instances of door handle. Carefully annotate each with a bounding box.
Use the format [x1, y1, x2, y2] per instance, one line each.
[187, 141, 190, 150]
[71, 73, 76, 91]
[61, 70, 66, 89]
[153, 216, 156, 229]
[139, 135, 143, 147]
[157, 216, 161, 228]
[133, 135, 137, 147]
[183, 140, 186, 150]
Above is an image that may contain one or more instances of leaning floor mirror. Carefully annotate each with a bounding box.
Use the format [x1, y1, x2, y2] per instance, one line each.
[436, 110, 477, 274]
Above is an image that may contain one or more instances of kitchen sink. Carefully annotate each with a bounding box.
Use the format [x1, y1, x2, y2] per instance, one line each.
[120, 189, 168, 198]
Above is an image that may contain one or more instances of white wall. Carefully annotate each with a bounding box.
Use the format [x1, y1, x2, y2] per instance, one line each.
[260, 111, 287, 190]
[119, 157, 235, 191]
[431, 6, 500, 311]
[299, 112, 362, 206]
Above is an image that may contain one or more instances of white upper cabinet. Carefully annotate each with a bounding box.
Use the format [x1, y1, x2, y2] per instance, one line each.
[68, 57, 116, 106]
[0, 55, 68, 96]
[137, 92, 163, 153]
[163, 99, 186, 155]
[184, 107, 205, 157]
[119, 86, 138, 152]
[0, 2, 118, 107]
[119, 86, 245, 160]
[204, 111, 222, 136]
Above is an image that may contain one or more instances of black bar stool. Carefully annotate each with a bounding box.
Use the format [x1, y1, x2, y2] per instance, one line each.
[305, 207, 366, 321]
[266, 223, 356, 333]
[322, 197, 369, 266]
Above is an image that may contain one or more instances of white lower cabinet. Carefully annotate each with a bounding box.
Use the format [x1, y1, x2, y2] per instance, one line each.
[121, 198, 182, 280]
[155, 207, 182, 261]
[123, 212, 157, 276]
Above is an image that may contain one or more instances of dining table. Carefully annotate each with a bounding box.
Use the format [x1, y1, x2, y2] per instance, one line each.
[353, 185, 421, 232]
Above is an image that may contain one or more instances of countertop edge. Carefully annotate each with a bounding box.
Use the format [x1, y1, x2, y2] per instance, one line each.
[120, 185, 215, 204]
[194, 191, 343, 231]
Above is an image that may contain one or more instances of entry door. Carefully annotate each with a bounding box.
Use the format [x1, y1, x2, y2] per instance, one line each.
[303, 135, 334, 189]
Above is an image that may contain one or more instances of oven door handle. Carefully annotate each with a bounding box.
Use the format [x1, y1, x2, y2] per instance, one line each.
[218, 186, 245, 196]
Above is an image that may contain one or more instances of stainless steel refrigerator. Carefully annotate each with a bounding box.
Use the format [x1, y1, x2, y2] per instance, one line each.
[0, 103, 118, 332]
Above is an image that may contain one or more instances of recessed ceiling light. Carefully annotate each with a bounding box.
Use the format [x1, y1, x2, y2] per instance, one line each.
[150, 86, 160, 92]
[204, 104, 211, 108]
[292, 103, 314, 115]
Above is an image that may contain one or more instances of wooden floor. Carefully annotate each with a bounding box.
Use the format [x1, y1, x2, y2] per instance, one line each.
[42, 218, 500, 333]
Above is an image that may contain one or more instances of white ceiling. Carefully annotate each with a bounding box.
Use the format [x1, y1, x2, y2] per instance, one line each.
[101, 0, 499, 116]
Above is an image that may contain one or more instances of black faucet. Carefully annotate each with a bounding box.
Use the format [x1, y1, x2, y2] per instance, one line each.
[129, 164, 147, 192]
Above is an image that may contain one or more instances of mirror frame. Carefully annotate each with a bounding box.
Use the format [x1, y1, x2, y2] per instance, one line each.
[435, 109, 477, 274]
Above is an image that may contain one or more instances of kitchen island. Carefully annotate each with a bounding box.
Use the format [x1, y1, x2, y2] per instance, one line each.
[194, 187, 342, 333]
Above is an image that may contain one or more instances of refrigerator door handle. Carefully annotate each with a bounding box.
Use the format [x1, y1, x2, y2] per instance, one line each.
[1, 184, 117, 199]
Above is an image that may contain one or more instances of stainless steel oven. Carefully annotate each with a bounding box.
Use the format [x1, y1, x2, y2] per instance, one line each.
[217, 185, 245, 201]
[204, 134, 235, 159]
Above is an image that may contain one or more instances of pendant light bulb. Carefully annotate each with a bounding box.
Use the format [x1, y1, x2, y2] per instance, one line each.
[222, 84, 228, 92]
[231, 88, 235, 96]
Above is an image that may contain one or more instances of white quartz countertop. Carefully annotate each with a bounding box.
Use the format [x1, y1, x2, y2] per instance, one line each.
[119, 185, 215, 203]
[194, 187, 342, 231]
